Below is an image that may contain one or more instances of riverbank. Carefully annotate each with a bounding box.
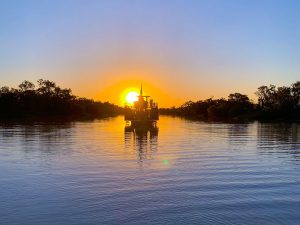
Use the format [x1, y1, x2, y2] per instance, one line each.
[0, 79, 123, 121]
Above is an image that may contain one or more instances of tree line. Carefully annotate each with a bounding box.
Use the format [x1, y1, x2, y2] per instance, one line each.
[0, 79, 122, 119]
[160, 81, 300, 121]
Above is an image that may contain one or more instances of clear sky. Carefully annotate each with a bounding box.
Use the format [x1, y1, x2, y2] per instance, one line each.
[1, 0, 300, 107]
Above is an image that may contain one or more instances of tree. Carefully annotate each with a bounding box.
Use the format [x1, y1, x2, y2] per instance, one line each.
[228, 93, 250, 104]
[0, 86, 10, 94]
[274, 86, 294, 111]
[18, 81, 35, 91]
[255, 85, 276, 110]
[37, 79, 56, 95]
[54, 87, 74, 100]
[291, 81, 300, 107]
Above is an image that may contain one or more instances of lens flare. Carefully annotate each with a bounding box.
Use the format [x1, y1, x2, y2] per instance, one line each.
[163, 159, 170, 165]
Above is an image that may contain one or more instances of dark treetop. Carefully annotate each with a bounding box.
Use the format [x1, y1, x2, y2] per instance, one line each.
[0, 79, 123, 120]
[160, 81, 300, 122]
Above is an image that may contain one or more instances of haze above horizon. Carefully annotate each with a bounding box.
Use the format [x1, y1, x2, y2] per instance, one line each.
[1, 0, 300, 107]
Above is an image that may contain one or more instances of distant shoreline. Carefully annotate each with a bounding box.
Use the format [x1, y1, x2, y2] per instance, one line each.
[160, 81, 300, 123]
[1, 79, 299, 123]
[0, 79, 123, 121]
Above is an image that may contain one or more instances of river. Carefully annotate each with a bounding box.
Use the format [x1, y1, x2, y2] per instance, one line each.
[1, 116, 300, 225]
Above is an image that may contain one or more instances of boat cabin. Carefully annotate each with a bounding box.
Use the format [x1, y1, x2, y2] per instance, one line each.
[124, 85, 159, 125]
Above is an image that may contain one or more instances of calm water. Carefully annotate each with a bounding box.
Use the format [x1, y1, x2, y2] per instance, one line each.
[1, 116, 300, 225]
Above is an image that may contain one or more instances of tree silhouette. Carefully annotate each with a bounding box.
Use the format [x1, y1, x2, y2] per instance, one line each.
[0, 79, 122, 120]
[19, 80, 35, 91]
[160, 81, 300, 121]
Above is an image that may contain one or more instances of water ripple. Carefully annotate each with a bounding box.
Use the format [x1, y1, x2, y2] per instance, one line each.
[0, 116, 300, 224]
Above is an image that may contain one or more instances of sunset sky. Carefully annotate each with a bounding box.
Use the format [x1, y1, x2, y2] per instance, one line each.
[1, 0, 300, 107]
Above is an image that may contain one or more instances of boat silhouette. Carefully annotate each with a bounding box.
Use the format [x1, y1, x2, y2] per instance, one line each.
[124, 84, 159, 126]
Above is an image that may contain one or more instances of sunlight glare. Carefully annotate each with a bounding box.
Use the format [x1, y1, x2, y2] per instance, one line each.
[125, 91, 138, 104]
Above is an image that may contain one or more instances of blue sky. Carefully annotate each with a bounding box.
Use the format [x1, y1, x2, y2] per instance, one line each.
[1, 0, 300, 105]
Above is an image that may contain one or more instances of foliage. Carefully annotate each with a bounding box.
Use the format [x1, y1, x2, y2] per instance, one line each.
[0, 79, 123, 119]
[160, 81, 300, 121]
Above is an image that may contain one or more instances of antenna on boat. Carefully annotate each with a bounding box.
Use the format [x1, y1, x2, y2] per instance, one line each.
[140, 83, 143, 96]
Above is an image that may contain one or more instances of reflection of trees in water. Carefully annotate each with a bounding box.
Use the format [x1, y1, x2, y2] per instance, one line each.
[124, 125, 158, 161]
[257, 123, 300, 159]
[0, 122, 74, 154]
[226, 123, 251, 149]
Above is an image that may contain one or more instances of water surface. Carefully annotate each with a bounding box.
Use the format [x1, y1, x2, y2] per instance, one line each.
[1, 116, 300, 225]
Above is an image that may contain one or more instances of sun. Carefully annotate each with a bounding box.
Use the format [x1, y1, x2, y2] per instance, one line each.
[125, 91, 138, 104]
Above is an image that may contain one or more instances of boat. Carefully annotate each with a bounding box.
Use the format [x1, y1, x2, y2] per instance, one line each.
[124, 84, 159, 126]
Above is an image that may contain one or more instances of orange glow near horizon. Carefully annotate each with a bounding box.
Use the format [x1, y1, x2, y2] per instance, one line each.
[68, 56, 256, 107]
[96, 79, 184, 108]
